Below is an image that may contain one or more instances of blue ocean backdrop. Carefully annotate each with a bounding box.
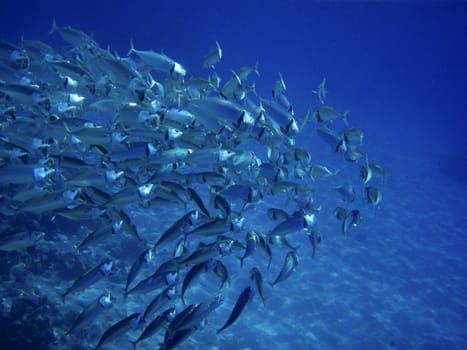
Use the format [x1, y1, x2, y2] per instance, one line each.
[1, 1, 466, 349]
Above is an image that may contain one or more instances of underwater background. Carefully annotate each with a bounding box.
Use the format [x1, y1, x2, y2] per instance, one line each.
[1, 0, 466, 349]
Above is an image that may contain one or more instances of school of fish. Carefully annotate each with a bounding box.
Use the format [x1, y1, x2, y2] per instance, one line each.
[0, 22, 385, 349]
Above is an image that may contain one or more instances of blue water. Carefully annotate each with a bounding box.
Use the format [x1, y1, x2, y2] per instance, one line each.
[1, 1, 466, 349]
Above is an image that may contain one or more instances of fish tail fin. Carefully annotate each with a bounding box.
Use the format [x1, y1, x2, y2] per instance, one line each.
[342, 110, 349, 126]
[267, 281, 275, 289]
[49, 19, 57, 35]
[309, 167, 315, 182]
[129, 340, 138, 350]
[300, 108, 312, 132]
[249, 80, 257, 96]
[74, 244, 81, 254]
[127, 39, 135, 57]
[311, 109, 318, 124]
[236, 256, 244, 270]
[254, 61, 260, 77]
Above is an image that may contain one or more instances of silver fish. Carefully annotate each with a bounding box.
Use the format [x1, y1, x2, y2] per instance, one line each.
[203, 41, 222, 69]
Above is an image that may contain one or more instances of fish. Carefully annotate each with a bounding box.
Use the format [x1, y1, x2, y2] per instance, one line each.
[76, 224, 114, 252]
[343, 128, 364, 144]
[61, 259, 113, 302]
[310, 164, 338, 181]
[176, 241, 226, 266]
[360, 164, 373, 184]
[203, 41, 222, 69]
[236, 62, 260, 81]
[212, 194, 231, 218]
[272, 72, 286, 98]
[125, 271, 178, 296]
[344, 145, 366, 162]
[342, 209, 361, 234]
[154, 210, 198, 248]
[0, 24, 385, 350]
[269, 234, 300, 251]
[271, 251, 299, 286]
[334, 184, 357, 203]
[308, 230, 321, 259]
[312, 78, 328, 104]
[0, 230, 44, 251]
[66, 293, 113, 335]
[313, 105, 349, 125]
[267, 207, 289, 222]
[269, 212, 315, 237]
[369, 162, 387, 181]
[213, 260, 230, 289]
[334, 207, 348, 221]
[125, 247, 155, 293]
[162, 296, 222, 348]
[186, 187, 210, 217]
[94, 312, 142, 349]
[217, 286, 254, 333]
[250, 267, 266, 305]
[365, 186, 382, 206]
[170, 295, 223, 334]
[181, 261, 214, 305]
[316, 125, 346, 153]
[239, 231, 259, 269]
[257, 233, 273, 268]
[49, 19, 94, 47]
[128, 40, 186, 78]
[186, 217, 233, 237]
[142, 287, 177, 322]
[132, 307, 176, 348]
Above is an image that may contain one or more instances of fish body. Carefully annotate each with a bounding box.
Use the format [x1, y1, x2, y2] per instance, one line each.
[343, 128, 364, 144]
[142, 287, 177, 322]
[314, 105, 349, 125]
[308, 231, 321, 259]
[342, 209, 361, 234]
[125, 248, 154, 292]
[133, 307, 176, 348]
[95, 312, 142, 349]
[203, 41, 222, 68]
[62, 259, 112, 301]
[334, 184, 357, 202]
[126, 271, 178, 296]
[217, 286, 254, 333]
[366, 186, 382, 206]
[267, 208, 289, 222]
[269, 212, 310, 237]
[250, 267, 266, 305]
[187, 217, 232, 237]
[312, 78, 328, 104]
[0, 230, 44, 251]
[239, 231, 259, 268]
[360, 164, 373, 184]
[128, 40, 186, 78]
[181, 261, 210, 304]
[272, 251, 299, 286]
[155, 210, 198, 248]
[66, 293, 113, 335]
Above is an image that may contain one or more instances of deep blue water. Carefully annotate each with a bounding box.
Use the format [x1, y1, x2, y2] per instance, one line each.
[1, 1, 466, 349]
